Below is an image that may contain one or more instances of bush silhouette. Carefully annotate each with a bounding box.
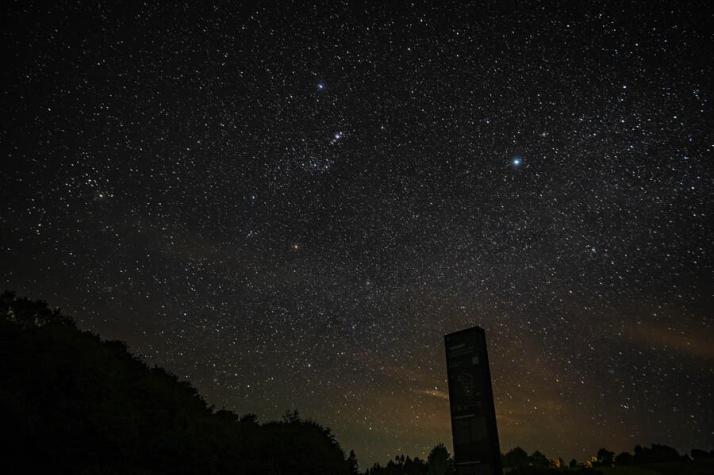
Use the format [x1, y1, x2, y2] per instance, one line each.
[503, 447, 529, 468]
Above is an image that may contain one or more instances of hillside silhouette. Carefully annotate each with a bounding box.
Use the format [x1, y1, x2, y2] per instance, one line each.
[0, 291, 354, 474]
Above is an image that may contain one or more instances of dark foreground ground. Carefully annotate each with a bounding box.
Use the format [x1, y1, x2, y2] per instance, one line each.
[599, 461, 714, 475]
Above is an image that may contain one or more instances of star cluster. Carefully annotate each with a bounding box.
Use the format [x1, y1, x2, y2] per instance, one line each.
[1, 1, 712, 466]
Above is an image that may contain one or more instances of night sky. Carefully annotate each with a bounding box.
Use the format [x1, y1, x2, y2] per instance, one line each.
[2, 1, 713, 466]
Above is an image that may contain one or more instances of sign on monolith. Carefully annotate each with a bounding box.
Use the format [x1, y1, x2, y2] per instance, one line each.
[445, 327, 503, 475]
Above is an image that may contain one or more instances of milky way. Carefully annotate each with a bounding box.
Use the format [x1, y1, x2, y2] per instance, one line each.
[2, 1, 712, 466]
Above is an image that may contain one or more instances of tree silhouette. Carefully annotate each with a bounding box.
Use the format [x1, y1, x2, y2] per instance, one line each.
[691, 449, 714, 460]
[502, 447, 529, 468]
[529, 450, 549, 468]
[596, 448, 614, 466]
[633, 443, 683, 464]
[364, 445, 454, 475]
[427, 443, 454, 475]
[614, 451, 633, 465]
[347, 450, 359, 475]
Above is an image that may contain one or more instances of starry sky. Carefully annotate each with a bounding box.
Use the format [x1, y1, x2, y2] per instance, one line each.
[2, 1, 713, 467]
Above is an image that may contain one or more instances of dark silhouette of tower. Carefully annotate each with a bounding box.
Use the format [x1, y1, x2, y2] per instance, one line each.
[445, 327, 503, 475]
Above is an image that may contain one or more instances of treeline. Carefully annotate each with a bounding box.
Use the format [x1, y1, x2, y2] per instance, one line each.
[500, 444, 714, 474]
[589, 444, 714, 467]
[362, 444, 454, 475]
[362, 441, 714, 475]
[0, 292, 356, 474]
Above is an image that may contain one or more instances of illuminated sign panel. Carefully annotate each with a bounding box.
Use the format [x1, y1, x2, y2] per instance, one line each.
[445, 327, 502, 475]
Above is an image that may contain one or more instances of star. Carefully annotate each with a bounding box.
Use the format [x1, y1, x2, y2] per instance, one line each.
[511, 155, 523, 167]
[329, 131, 345, 145]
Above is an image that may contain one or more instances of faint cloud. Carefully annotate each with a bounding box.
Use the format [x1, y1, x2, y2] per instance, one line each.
[415, 388, 450, 400]
[626, 321, 714, 360]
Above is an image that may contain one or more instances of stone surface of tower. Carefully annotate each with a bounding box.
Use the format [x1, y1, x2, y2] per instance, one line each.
[444, 327, 503, 475]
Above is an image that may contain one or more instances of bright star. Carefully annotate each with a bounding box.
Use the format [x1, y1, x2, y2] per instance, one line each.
[512, 155, 523, 167]
[330, 131, 344, 145]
